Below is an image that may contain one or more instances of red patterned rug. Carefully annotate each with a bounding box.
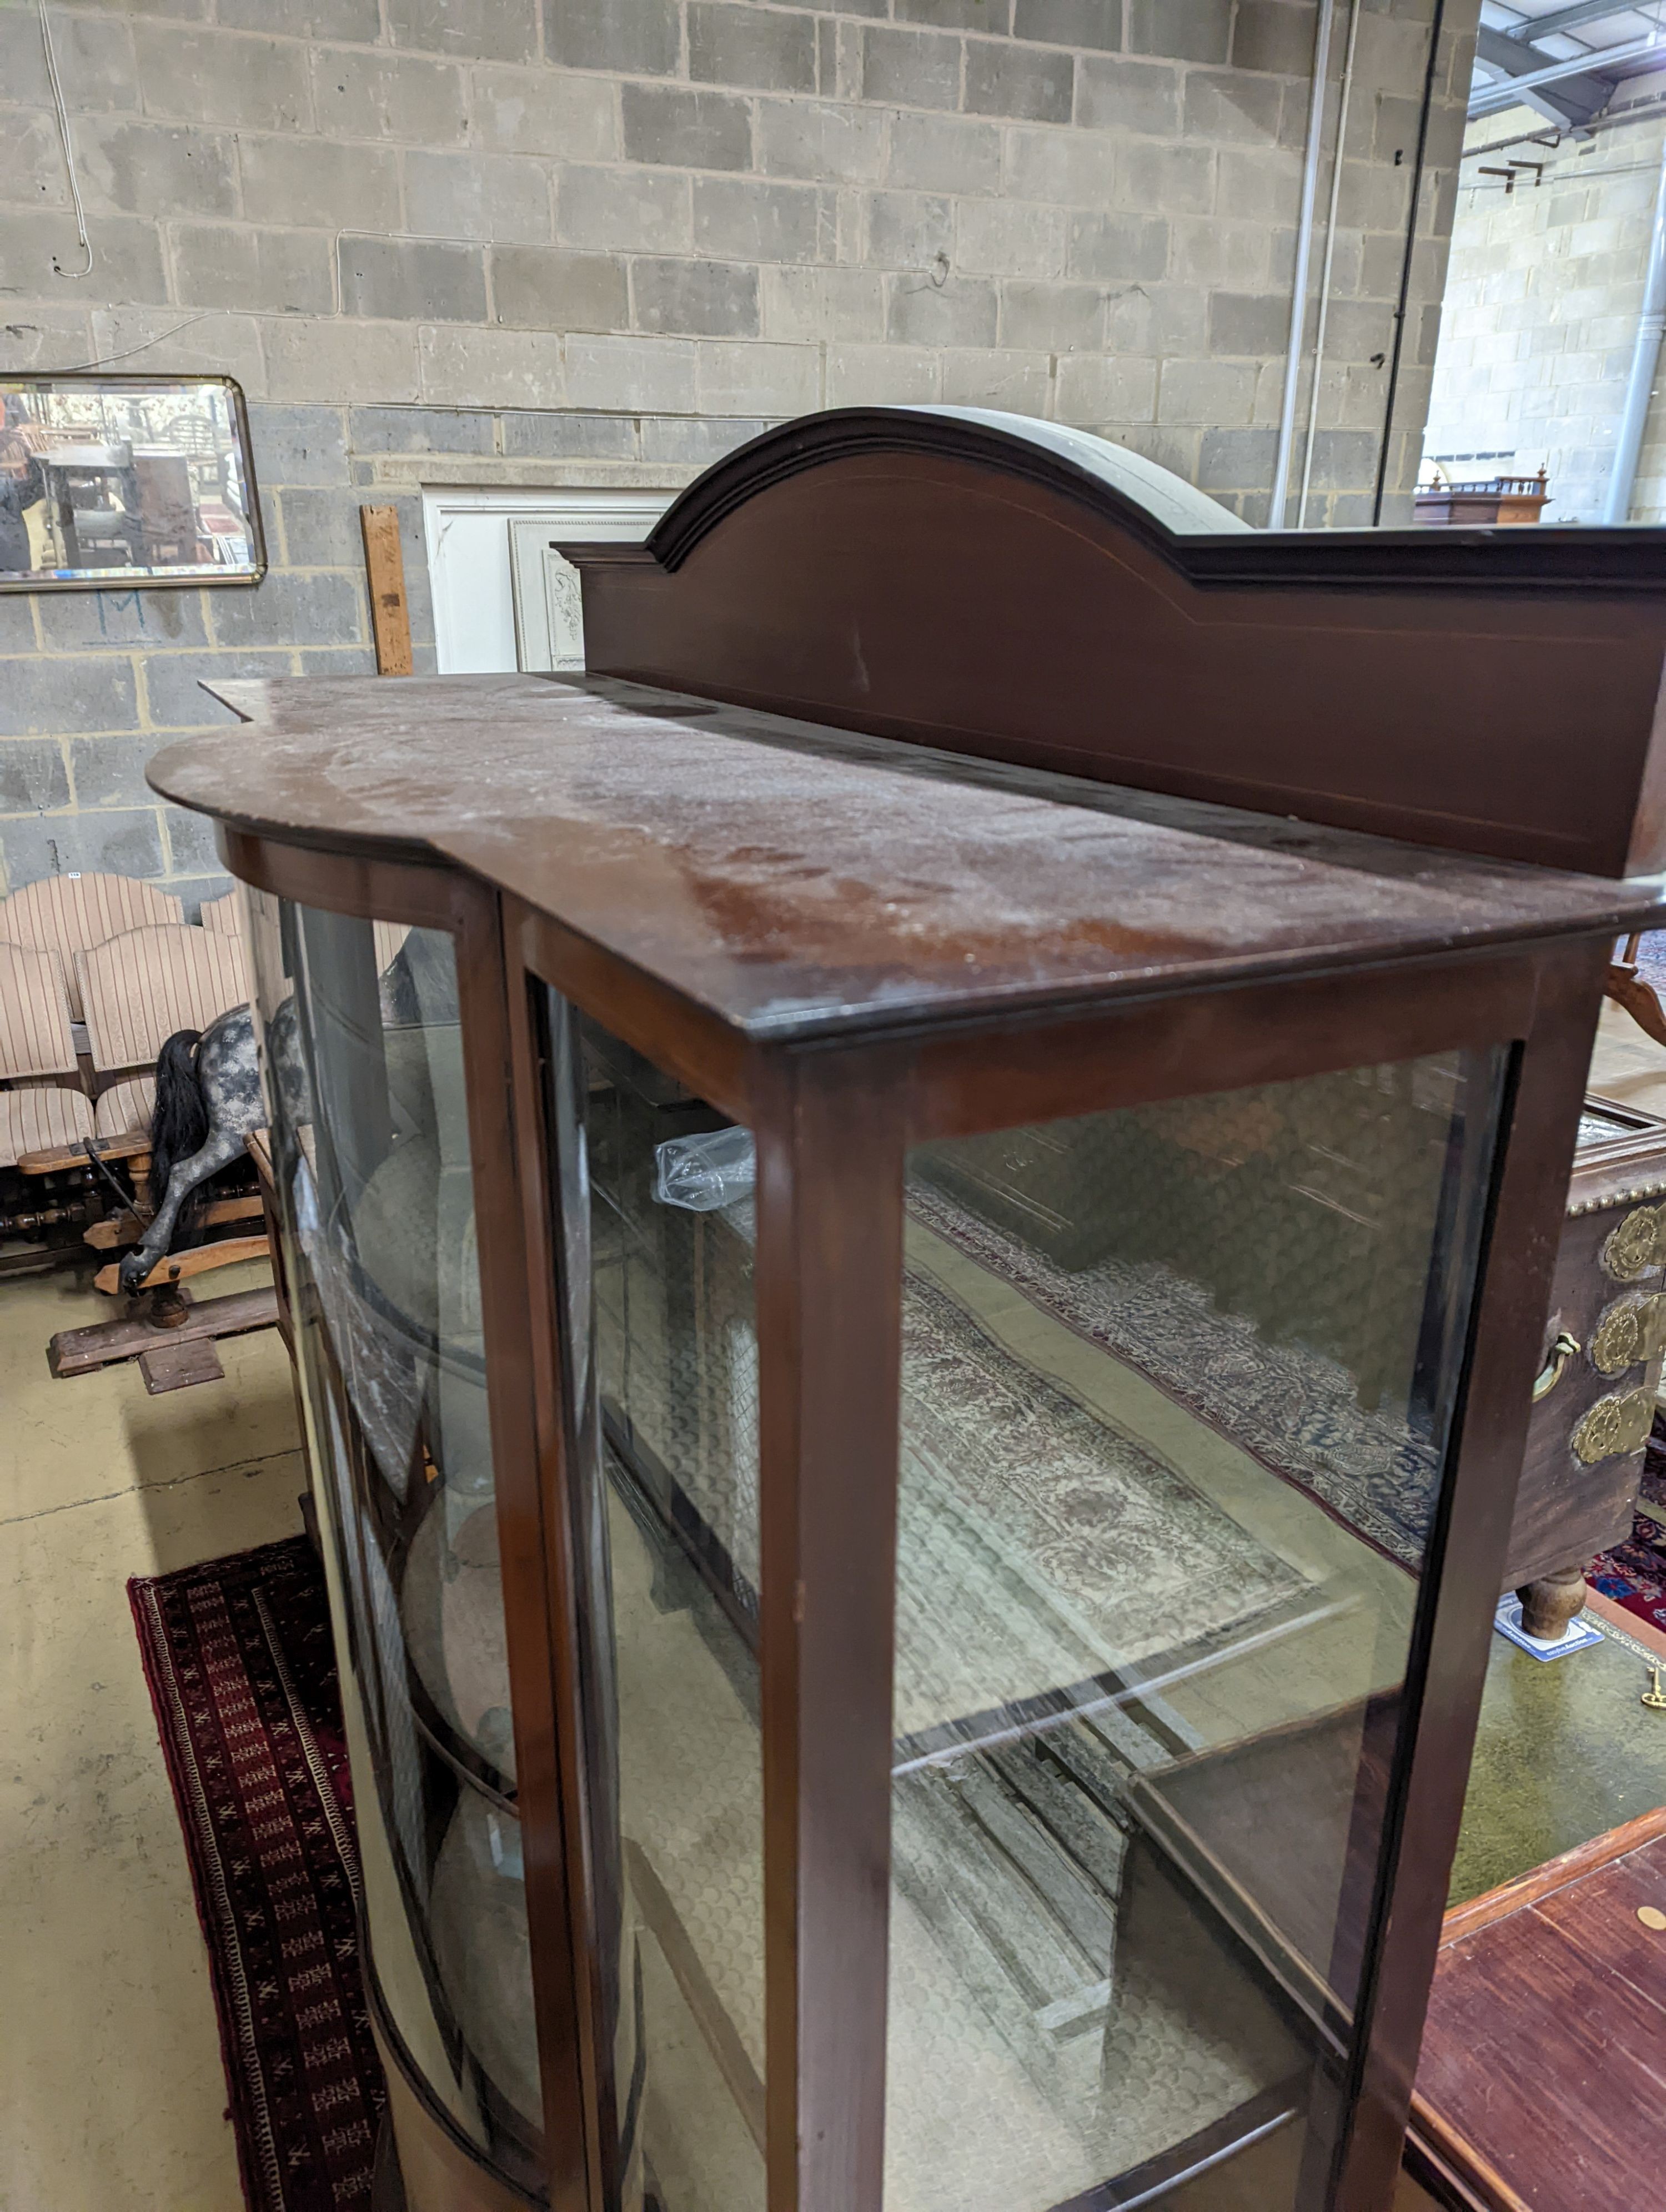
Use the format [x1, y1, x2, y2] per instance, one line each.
[1589, 1414, 1666, 1637]
[129, 1534, 386, 2211]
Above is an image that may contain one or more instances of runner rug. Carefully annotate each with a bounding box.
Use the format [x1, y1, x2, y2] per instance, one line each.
[129, 1534, 385, 2212]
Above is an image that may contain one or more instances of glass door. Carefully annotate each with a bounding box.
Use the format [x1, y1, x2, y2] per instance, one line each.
[247, 891, 544, 2198]
[883, 1050, 1503, 2211]
[534, 965, 1506, 2212]
[544, 1001, 766, 2212]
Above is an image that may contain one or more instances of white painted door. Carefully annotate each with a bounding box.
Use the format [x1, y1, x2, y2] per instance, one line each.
[423, 489, 670, 674]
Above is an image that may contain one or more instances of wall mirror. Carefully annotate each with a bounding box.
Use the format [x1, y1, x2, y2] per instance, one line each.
[0, 373, 263, 591]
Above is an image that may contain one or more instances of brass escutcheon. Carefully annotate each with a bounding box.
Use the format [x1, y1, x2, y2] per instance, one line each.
[1602, 1204, 1666, 1282]
[1572, 1386, 1655, 1466]
[1590, 1292, 1666, 1376]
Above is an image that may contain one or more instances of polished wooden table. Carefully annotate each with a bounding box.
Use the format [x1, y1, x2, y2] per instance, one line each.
[1412, 1805, 1666, 2211]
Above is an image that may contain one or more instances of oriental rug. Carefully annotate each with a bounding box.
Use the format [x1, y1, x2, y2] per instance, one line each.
[129, 1534, 385, 2212]
[1589, 1414, 1666, 1636]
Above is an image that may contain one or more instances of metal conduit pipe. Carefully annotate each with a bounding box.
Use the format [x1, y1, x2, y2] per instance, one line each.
[1269, 0, 1339, 528]
[1297, 0, 1364, 528]
[1602, 133, 1666, 525]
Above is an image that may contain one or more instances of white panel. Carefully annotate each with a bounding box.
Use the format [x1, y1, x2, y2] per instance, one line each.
[426, 506, 518, 675]
[425, 490, 672, 676]
[509, 522, 586, 672]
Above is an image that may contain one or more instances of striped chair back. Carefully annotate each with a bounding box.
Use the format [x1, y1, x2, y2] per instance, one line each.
[76, 924, 249, 1075]
[0, 874, 185, 1019]
[374, 920, 413, 974]
[0, 941, 78, 1081]
[199, 891, 243, 939]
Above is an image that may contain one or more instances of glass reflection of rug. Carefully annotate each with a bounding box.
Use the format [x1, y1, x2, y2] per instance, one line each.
[909, 1182, 1438, 1566]
[894, 1271, 1309, 1742]
[129, 1535, 385, 2212]
[1589, 1415, 1666, 1633]
[607, 1243, 1334, 2211]
[626, 1245, 1314, 1738]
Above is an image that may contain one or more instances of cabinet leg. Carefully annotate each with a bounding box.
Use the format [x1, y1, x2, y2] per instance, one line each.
[1516, 1562, 1589, 1642]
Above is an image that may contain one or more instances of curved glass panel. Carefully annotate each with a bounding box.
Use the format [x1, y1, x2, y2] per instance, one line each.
[884, 1050, 1503, 2212]
[545, 1004, 766, 2212]
[245, 892, 543, 2194]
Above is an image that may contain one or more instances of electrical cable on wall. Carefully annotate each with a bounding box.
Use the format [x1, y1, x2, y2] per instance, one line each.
[39, 0, 93, 279]
[41, 312, 215, 374]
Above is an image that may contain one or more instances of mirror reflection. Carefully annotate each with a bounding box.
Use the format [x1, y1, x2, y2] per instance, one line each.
[0, 375, 261, 587]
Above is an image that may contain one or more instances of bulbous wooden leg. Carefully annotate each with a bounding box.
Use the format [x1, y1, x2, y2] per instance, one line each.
[143, 1281, 191, 1330]
[1516, 1561, 1589, 1642]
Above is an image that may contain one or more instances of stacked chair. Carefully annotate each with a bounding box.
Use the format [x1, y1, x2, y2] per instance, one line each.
[0, 939, 93, 1164]
[0, 877, 263, 1329]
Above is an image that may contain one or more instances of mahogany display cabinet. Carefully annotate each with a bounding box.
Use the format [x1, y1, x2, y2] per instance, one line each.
[147, 409, 1666, 2212]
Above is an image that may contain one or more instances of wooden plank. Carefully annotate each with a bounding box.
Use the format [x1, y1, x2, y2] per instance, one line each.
[139, 1336, 225, 1392]
[83, 1193, 263, 1250]
[360, 504, 413, 677]
[93, 1232, 268, 1296]
[17, 1132, 148, 1174]
[1440, 1803, 1666, 1947]
[49, 1285, 278, 1376]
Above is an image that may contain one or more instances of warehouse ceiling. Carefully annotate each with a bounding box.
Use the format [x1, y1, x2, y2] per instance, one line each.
[1471, 1, 1666, 126]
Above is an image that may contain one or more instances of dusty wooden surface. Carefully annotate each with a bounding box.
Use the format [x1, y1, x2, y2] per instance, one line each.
[1415, 1812, 1666, 2211]
[146, 674, 1662, 1044]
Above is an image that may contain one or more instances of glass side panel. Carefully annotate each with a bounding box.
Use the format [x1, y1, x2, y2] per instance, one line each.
[246, 893, 543, 2195]
[544, 1001, 765, 2212]
[885, 1052, 1503, 2212]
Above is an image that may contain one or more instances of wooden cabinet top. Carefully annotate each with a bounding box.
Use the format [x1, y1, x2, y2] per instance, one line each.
[153, 671, 1658, 1043]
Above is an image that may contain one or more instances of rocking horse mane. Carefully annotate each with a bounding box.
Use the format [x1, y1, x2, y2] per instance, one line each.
[148, 1027, 209, 1238]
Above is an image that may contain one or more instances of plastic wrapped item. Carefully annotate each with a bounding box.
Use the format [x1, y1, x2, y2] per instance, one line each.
[654, 1124, 757, 1211]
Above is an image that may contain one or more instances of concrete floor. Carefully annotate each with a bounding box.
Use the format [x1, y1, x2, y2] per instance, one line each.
[0, 1255, 303, 2212]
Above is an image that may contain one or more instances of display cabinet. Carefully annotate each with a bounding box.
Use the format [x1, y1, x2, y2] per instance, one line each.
[148, 410, 1666, 2212]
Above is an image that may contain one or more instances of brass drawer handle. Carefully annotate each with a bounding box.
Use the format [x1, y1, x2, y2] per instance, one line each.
[1532, 1330, 1582, 1403]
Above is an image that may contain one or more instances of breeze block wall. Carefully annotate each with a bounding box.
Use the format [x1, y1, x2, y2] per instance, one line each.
[0, 0, 1478, 906]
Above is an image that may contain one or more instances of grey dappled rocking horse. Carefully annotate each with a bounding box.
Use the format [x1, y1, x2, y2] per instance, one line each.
[116, 930, 454, 1293]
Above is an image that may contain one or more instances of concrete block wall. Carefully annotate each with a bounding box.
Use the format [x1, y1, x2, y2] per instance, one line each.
[1422, 85, 1666, 525]
[0, 0, 1478, 899]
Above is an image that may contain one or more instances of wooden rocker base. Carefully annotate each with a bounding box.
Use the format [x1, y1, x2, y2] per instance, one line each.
[1605, 935, 1666, 1047]
[82, 1193, 263, 1251]
[93, 1233, 270, 1299]
[49, 1284, 279, 1381]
